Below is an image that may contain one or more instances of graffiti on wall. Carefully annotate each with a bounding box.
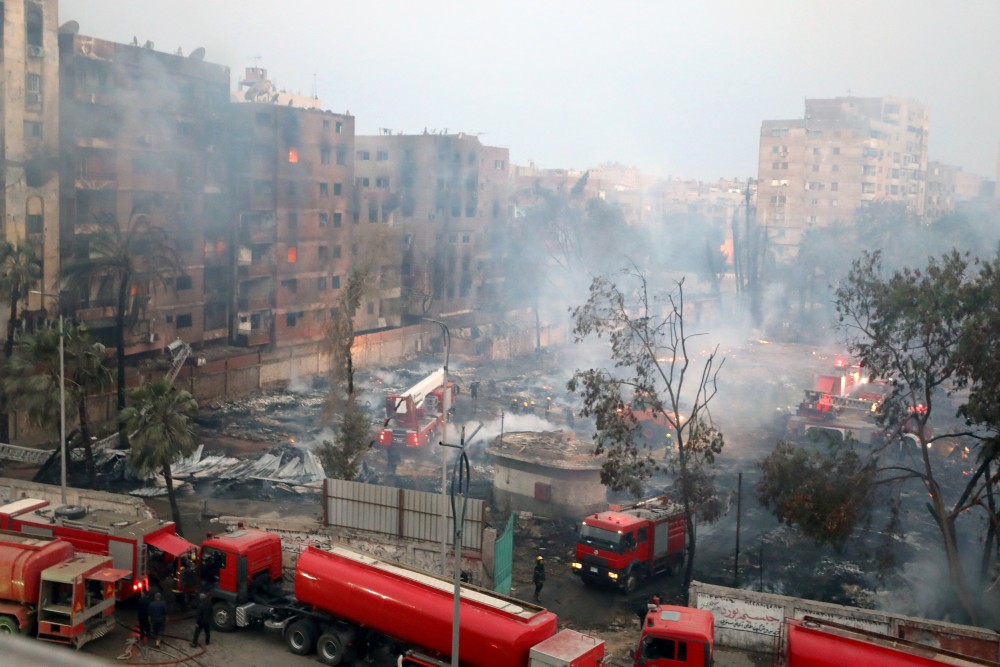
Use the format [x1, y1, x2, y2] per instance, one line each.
[698, 593, 785, 637]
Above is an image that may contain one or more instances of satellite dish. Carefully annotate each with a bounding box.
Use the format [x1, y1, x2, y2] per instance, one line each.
[58, 20, 79, 35]
[189, 47, 206, 61]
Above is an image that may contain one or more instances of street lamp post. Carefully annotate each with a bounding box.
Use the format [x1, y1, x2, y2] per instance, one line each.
[31, 290, 66, 504]
[424, 318, 451, 576]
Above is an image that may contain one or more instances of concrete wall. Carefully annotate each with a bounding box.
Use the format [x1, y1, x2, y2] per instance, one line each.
[491, 458, 606, 520]
[0, 477, 154, 519]
[689, 581, 1000, 660]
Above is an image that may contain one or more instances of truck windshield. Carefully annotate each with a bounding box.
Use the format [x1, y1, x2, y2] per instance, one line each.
[578, 524, 624, 553]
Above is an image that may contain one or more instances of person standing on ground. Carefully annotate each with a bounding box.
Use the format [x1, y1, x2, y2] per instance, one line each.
[533, 555, 546, 602]
[136, 590, 151, 642]
[191, 593, 212, 648]
[149, 591, 168, 647]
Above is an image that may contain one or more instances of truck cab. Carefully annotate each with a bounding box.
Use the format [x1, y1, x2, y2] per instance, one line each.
[634, 605, 714, 667]
[200, 528, 283, 630]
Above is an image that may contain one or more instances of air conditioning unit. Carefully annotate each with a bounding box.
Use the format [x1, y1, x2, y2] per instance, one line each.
[146, 332, 158, 343]
[25, 92, 42, 105]
[195, 357, 207, 367]
[26, 45, 44, 58]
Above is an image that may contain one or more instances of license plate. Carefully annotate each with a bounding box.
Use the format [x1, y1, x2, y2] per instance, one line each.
[590, 566, 598, 573]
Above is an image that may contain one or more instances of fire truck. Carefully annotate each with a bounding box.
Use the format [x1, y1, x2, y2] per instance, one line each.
[378, 368, 457, 449]
[571, 496, 687, 593]
[0, 497, 197, 600]
[0, 531, 129, 648]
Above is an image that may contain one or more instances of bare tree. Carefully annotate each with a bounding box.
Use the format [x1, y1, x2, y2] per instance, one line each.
[568, 266, 725, 590]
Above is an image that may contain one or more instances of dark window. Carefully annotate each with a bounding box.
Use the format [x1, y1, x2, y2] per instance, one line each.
[288, 211, 298, 228]
[320, 182, 329, 196]
[331, 275, 341, 289]
[317, 276, 327, 290]
[321, 148, 331, 165]
[335, 121, 343, 134]
[333, 245, 341, 258]
[334, 182, 343, 195]
[333, 212, 342, 227]
[281, 278, 297, 292]
[356, 150, 370, 160]
[285, 312, 298, 327]
[26, 7, 43, 47]
[369, 205, 378, 223]
[24, 121, 43, 139]
[176, 275, 193, 290]
[176, 313, 193, 328]
[377, 150, 389, 161]
[318, 246, 328, 260]
[319, 212, 328, 227]
[336, 148, 346, 165]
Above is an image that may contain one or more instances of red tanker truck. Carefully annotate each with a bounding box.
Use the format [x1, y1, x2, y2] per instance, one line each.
[572, 496, 687, 593]
[197, 528, 605, 666]
[0, 530, 129, 648]
[634, 604, 998, 667]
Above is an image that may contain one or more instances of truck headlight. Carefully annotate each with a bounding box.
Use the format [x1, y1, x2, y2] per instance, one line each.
[608, 572, 619, 580]
[571, 562, 582, 570]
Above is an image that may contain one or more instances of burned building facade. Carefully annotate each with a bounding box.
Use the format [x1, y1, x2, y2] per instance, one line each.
[57, 31, 231, 353]
[354, 132, 512, 322]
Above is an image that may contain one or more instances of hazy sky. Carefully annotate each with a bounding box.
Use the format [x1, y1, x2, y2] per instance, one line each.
[59, 0, 1000, 181]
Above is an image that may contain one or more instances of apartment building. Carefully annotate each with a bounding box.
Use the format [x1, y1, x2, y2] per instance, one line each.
[57, 31, 230, 354]
[756, 96, 929, 258]
[225, 99, 356, 346]
[2, 0, 61, 319]
[354, 131, 511, 322]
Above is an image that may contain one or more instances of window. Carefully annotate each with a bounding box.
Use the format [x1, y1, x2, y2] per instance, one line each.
[862, 183, 876, 194]
[369, 205, 378, 223]
[281, 278, 298, 292]
[323, 119, 330, 130]
[336, 148, 346, 165]
[288, 181, 298, 196]
[356, 150, 371, 160]
[831, 164, 840, 172]
[335, 121, 343, 134]
[285, 312, 298, 327]
[376, 177, 390, 188]
[318, 246, 328, 260]
[355, 177, 370, 187]
[333, 245, 341, 258]
[812, 148, 820, 155]
[176, 313, 193, 329]
[831, 182, 839, 191]
[812, 164, 820, 172]
[26, 7, 43, 47]
[287, 246, 297, 263]
[333, 212, 342, 227]
[494, 159, 505, 170]
[462, 234, 471, 243]
[331, 275, 341, 289]
[288, 148, 298, 163]
[376, 150, 389, 161]
[641, 637, 687, 661]
[176, 275, 193, 290]
[320, 182, 329, 196]
[863, 165, 876, 176]
[319, 212, 329, 227]
[367, 302, 374, 314]
[253, 180, 273, 197]
[288, 211, 298, 229]
[321, 148, 330, 165]
[317, 276, 327, 290]
[26, 73, 41, 93]
[24, 121, 43, 139]
[334, 182, 342, 195]
[832, 147, 841, 155]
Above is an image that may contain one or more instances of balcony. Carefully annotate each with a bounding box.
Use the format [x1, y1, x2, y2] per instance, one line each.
[238, 262, 273, 279]
[237, 330, 271, 347]
[238, 295, 271, 312]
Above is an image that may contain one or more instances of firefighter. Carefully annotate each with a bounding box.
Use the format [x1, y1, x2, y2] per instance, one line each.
[149, 591, 168, 647]
[190, 593, 212, 648]
[533, 555, 546, 602]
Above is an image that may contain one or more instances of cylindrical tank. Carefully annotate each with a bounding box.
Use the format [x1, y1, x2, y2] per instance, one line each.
[787, 620, 950, 667]
[0, 533, 74, 605]
[295, 545, 558, 667]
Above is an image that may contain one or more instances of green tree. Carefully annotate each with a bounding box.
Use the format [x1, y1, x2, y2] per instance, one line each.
[4, 323, 111, 478]
[832, 249, 1000, 623]
[568, 268, 725, 590]
[0, 242, 42, 442]
[61, 213, 180, 420]
[121, 380, 198, 534]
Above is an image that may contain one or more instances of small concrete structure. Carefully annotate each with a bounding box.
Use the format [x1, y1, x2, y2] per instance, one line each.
[486, 431, 606, 520]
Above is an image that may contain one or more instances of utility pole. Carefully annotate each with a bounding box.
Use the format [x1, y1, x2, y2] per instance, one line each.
[734, 472, 742, 588]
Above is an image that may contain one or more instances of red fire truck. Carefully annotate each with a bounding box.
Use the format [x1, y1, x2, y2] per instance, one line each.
[0, 498, 197, 600]
[0, 531, 129, 648]
[379, 368, 457, 449]
[571, 496, 687, 593]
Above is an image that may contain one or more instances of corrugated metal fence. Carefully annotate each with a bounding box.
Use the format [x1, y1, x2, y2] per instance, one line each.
[323, 478, 485, 551]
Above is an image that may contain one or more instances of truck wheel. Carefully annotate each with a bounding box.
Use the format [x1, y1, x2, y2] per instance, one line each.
[624, 571, 640, 594]
[0, 616, 18, 635]
[286, 619, 318, 656]
[212, 601, 236, 632]
[317, 632, 346, 665]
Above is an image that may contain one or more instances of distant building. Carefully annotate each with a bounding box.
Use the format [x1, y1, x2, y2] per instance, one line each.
[924, 161, 992, 221]
[756, 96, 929, 258]
[3, 0, 61, 321]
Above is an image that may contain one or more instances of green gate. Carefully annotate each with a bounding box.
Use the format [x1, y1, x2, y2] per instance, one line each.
[493, 514, 514, 594]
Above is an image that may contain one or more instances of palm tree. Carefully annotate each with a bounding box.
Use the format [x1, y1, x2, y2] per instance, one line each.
[61, 212, 180, 422]
[0, 242, 42, 442]
[121, 379, 198, 534]
[3, 323, 112, 479]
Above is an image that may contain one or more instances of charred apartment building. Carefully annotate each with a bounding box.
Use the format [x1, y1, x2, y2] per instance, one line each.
[354, 132, 512, 323]
[756, 96, 929, 259]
